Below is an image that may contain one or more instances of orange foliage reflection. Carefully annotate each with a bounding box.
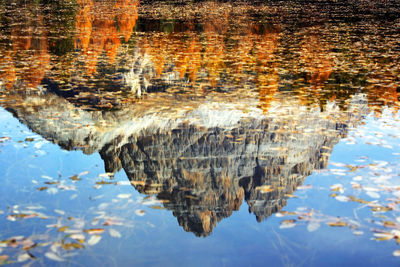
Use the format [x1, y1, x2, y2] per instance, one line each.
[75, 0, 139, 75]
[0, 14, 50, 90]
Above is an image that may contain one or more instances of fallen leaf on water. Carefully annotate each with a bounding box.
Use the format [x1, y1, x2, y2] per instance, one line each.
[149, 205, 165, 210]
[109, 229, 122, 238]
[79, 171, 89, 176]
[37, 187, 48, 191]
[383, 221, 397, 228]
[45, 181, 59, 185]
[328, 221, 348, 227]
[84, 228, 104, 235]
[69, 175, 81, 181]
[135, 210, 146, 216]
[69, 234, 85, 241]
[353, 231, 364, 235]
[96, 180, 114, 185]
[373, 232, 393, 241]
[58, 226, 69, 232]
[45, 252, 64, 262]
[17, 252, 31, 262]
[280, 219, 296, 229]
[393, 250, 400, 257]
[87, 235, 101, 246]
[348, 196, 369, 204]
[61, 242, 84, 250]
[7, 213, 38, 221]
[117, 194, 131, 199]
[54, 209, 65, 215]
[335, 195, 349, 202]
[371, 206, 392, 212]
[366, 191, 381, 199]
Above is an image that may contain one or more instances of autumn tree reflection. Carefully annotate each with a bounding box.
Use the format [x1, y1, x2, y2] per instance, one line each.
[75, 0, 139, 75]
[0, 9, 50, 91]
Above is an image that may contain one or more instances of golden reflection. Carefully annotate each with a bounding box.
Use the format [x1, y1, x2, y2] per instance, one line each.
[75, 0, 139, 75]
[0, 1, 398, 117]
[0, 12, 50, 90]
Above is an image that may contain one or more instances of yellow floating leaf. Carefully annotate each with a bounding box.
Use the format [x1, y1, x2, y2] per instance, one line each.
[37, 187, 48, 191]
[149, 205, 165, 210]
[84, 228, 104, 235]
[69, 175, 81, 181]
[328, 221, 348, 227]
[58, 226, 69, 232]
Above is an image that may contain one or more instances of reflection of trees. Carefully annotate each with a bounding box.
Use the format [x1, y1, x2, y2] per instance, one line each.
[0, 8, 50, 91]
[0, 1, 398, 115]
[75, 0, 139, 75]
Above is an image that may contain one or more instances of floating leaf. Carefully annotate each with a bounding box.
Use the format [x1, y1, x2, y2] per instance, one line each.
[135, 210, 146, 216]
[87, 235, 101, 246]
[373, 232, 393, 241]
[371, 206, 392, 212]
[328, 221, 348, 227]
[45, 252, 64, 262]
[109, 229, 122, 238]
[280, 219, 296, 229]
[149, 205, 165, 210]
[335, 195, 349, 202]
[353, 231, 364, 236]
[84, 228, 104, 235]
[69, 234, 85, 241]
[58, 226, 69, 232]
[44, 181, 59, 185]
[37, 186, 48, 191]
[61, 242, 84, 250]
[393, 250, 400, 257]
[96, 180, 114, 185]
[366, 191, 380, 199]
[54, 209, 65, 215]
[348, 196, 369, 204]
[69, 175, 81, 181]
[17, 253, 31, 262]
[117, 194, 131, 199]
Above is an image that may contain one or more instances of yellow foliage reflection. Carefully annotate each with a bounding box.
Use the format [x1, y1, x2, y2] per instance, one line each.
[75, 0, 139, 75]
[0, 13, 50, 90]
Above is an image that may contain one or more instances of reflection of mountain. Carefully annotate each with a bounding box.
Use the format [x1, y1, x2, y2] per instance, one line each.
[1, 0, 395, 236]
[1, 89, 368, 236]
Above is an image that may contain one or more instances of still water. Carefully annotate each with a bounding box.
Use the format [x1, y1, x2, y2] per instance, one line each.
[0, 0, 400, 265]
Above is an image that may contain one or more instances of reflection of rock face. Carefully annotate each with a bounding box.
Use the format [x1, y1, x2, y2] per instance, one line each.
[96, 95, 365, 235]
[2, 90, 367, 236]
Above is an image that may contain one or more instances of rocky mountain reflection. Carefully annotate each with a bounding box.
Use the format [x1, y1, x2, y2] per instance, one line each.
[1, 88, 367, 236]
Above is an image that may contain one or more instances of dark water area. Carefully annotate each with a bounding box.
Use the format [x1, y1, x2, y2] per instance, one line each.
[0, 0, 400, 266]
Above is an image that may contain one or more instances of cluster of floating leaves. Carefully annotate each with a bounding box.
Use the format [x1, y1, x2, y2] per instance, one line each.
[0, 157, 169, 265]
[276, 107, 400, 257]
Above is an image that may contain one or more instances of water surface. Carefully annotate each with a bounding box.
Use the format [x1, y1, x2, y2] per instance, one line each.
[0, 0, 400, 266]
